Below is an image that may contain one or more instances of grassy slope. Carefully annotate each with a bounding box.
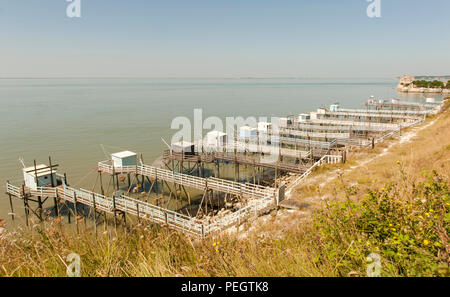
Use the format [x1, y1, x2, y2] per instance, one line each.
[0, 99, 449, 277]
[290, 99, 450, 216]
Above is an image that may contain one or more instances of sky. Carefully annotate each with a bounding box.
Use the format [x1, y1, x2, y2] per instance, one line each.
[0, 0, 449, 78]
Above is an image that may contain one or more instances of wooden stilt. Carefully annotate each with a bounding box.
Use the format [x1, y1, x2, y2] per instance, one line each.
[112, 192, 117, 229]
[115, 174, 120, 191]
[73, 192, 79, 233]
[7, 180, 15, 221]
[21, 184, 29, 227]
[67, 202, 71, 224]
[48, 157, 59, 217]
[92, 193, 97, 236]
[136, 202, 140, 223]
[99, 172, 104, 196]
[8, 193, 15, 221]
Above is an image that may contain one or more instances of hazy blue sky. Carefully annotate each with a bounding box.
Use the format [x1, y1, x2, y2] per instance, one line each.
[0, 0, 449, 78]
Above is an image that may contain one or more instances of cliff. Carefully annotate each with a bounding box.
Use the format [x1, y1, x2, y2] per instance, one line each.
[397, 74, 450, 94]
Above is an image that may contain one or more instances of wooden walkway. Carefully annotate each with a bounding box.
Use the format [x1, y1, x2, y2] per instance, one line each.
[337, 108, 429, 116]
[6, 154, 342, 237]
[197, 141, 312, 159]
[303, 118, 416, 129]
[274, 136, 338, 149]
[202, 141, 337, 160]
[268, 129, 351, 139]
[291, 123, 386, 132]
[365, 100, 441, 111]
[162, 150, 313, 173]
[98, 161, 277, 200]
[264, 128, 376, 147]
[320, 110, 423, 120]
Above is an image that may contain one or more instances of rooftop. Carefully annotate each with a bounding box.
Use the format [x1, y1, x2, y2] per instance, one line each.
[23, 164, 56, 177]
[172, 141, 195, 147]
[206, 130, 227, 137]
[111, 151, 137, 159]
[240, 126, 257, 131]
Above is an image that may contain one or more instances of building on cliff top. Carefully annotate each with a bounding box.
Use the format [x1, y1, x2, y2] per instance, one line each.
[399, 74, 415, 85]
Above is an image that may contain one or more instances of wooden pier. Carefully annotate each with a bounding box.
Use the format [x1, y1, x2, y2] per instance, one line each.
[5, 154, 342, 237]
[365, 100, 442, 112]
[162, 150, 313, 174]
[318, 110, 423, 121]
[299, 118, 419, 129]
[290, 120, 400, 132]
[198, 141, 312, 159]
[98, 160, 278, 200]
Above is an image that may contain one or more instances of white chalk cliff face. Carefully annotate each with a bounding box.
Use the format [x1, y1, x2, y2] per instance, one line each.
[397, 74, 450, 94]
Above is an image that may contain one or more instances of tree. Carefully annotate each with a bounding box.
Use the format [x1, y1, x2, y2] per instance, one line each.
[413, 80, 444, 89]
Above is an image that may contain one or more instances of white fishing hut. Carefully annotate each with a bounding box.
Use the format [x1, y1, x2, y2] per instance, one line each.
[206, 131, 227, 147]
[239, 126, 258, 139]
[23, 164, 57, 189]
[171, 141, 196, 155]
[111, 151, 137, 168]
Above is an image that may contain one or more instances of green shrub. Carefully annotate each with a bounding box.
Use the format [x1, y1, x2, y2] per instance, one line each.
[312, 169, 449, 276]
[413, 80, 445, 89]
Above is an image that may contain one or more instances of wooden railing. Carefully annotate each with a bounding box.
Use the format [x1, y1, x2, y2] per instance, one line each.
[98, 161, 136, 175]
[138, 164, 208, 192]
[98, 161, 278, 200]
[197, 142, 311, 159]
[337, 108, 430, 115]
[307, 119, 407, 129]
[266, 129, 350, 140]
[5, 181, 274, 237]
[6, 154, 343, 237]
[285, 154, 342, 196]
[337, 138, 372, 147]
[291, 121, 398, 132]
[58, 186, 205, 236]
[204, 193, 274, 234]
[29, 187, 58, 198]
[322, 110, 423, 120]
[6, 183, 23, 198]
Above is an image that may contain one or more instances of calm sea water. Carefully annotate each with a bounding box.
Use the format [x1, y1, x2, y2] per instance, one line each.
[0, 78, 445, 220]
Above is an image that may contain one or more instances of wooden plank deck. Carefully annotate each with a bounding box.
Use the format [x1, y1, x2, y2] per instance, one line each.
[163, 150, 312, 173]
[198, 141, 312, 159]
[4, 154, 343, 237]
[97, 161, 277, 200]
[321, 110, 423, 120]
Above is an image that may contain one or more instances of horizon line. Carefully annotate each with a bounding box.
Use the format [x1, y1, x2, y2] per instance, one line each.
[0, 76, 401, 80]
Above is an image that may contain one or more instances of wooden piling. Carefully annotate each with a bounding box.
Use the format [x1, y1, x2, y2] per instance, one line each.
[99, 171, 104, 195]
[92, 193, 97, 236]
[49, 156, 58, 217]
[73, 192, 79, 233]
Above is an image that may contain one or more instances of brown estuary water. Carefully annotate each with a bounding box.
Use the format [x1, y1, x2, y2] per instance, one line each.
[0, 78, 445, 224]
